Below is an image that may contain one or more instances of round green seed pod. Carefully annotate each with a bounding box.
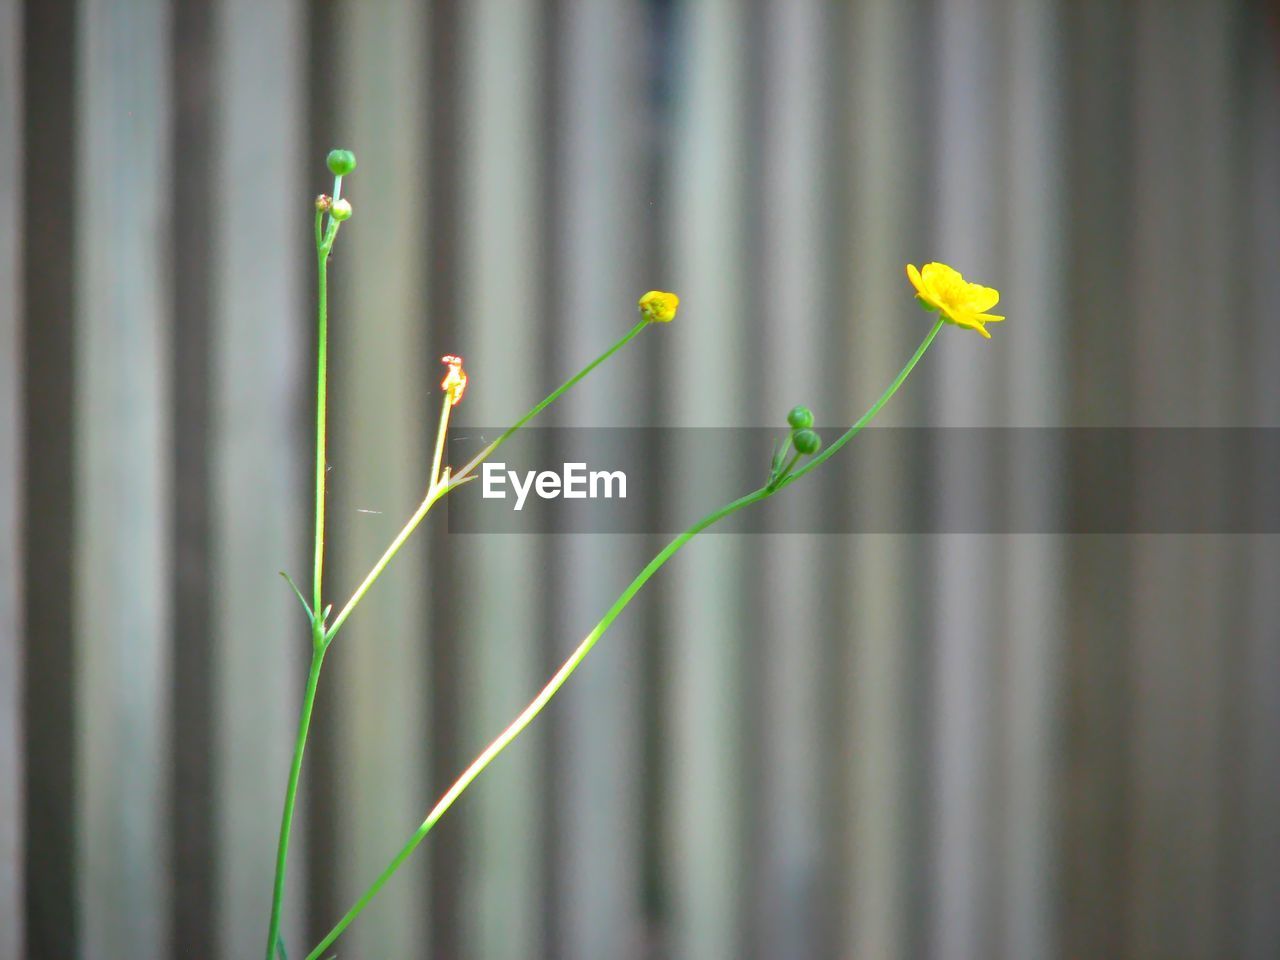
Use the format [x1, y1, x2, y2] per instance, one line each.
[330, 198, 353, 222]
[326, 149, 357, 176]
[792, 427, 821, 456]
[786, 405, 814, 430]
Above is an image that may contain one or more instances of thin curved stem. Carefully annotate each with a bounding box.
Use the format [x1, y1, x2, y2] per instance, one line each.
[265, 648, 324, 960]
[324, 479, 448, 646]
[451, 319, 650, 483]
[304, 318, 949, 959]
[783, 318, 943, 488]
[305, 486, 769, 960]
[321, 395, 453, 646]
[322, 319, 655, 647]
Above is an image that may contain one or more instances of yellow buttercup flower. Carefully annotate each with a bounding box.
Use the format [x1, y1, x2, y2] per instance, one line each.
[905, 262, 1004, 339]
[638, 290, 680, 323]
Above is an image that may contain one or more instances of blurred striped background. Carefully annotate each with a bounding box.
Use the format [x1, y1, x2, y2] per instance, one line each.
[5, 1, 1280, 958]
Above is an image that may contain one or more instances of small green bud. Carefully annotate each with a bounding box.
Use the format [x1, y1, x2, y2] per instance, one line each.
[330, 198, 353, 222]
[786, 405, 814, 430]
[792, 427, 821, 456]
[326, 149, 357, 176]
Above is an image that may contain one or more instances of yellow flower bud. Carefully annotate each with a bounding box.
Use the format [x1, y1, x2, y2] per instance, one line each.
[638, 290, 679, 323]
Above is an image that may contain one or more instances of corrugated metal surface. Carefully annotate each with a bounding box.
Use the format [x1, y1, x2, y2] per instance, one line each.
[7, 2, 1280, 958]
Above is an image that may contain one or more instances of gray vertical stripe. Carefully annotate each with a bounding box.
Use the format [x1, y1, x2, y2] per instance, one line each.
[0, 0, 22, 955]
[664, 3, 751, 958]
[329, 2, 432, 956]
[75, 0, 172, 955]
[554, 3, 648, 956]
[458, 1, 546, 956]
[754, 2, 833, 958]
[841, 0, 931, 955]
[211, 0, 305, 956]
[931, 0, 1002, 956]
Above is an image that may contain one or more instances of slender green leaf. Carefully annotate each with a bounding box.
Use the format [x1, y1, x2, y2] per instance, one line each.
[279, 571, 313, 620]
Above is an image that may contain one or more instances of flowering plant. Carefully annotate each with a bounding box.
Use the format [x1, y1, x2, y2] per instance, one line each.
[265, 151, 1002, 960]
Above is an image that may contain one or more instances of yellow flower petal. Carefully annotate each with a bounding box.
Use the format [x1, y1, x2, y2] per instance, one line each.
[963, 284, 1000, 313]
[920, 262, 958, 287]
[948, 313, 992, 337]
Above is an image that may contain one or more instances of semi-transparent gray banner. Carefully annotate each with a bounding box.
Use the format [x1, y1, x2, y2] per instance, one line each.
[442, 428, 1280, 534]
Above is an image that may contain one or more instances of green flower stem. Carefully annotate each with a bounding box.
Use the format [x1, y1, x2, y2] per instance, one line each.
[265, 214, 343, 960]
[311, 236, 331, 616]
[304, 320, 947, 959]
[782, 318, 943, 489]
[321, 318, 655, 647]
[322, 478, 449, 646]
[309, 208, 344, 618]
[265, 646, 325, 960]
[770, 450, 802, 489]
[430, 393, 453, 490]
[450, 318, 651, 483]
[304, 485, 769, 960]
